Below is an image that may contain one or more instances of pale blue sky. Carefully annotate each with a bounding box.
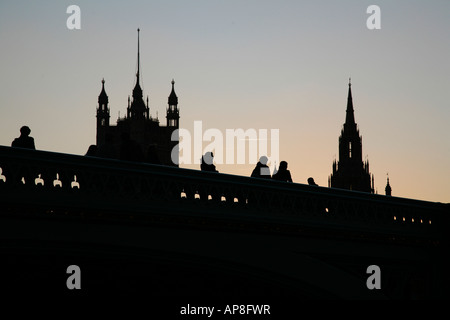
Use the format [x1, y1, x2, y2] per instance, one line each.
[1, 0, 449, 203]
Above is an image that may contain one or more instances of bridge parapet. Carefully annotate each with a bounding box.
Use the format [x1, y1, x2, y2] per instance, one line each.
[0, 145, 448, 243]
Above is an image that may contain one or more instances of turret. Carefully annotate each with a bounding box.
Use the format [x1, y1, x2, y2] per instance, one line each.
[166, 79, 179, 128]
[96, 78, 110, 144]
[385, 174, 392, 196]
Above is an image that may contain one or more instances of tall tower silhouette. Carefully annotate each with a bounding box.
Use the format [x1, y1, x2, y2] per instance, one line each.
[329, 79, 374, 193]
[93, 28, 180, 166]
[166, 79, 180, 165]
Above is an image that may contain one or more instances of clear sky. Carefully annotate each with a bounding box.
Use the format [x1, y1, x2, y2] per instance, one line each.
[1, 0, 449, 203]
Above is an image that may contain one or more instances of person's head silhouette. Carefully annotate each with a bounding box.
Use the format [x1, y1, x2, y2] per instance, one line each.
[308, 177, 318, 186]
[279, 161, 288, 170]
[259, 156, 268, 165]
[20, 126, 31, 137]
[203, 152, 214, 165]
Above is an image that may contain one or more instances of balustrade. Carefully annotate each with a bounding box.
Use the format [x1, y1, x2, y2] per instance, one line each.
[0, 146, 447, 242]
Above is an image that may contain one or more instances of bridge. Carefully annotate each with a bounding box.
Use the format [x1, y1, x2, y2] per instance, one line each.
[0, 145, 448, 299]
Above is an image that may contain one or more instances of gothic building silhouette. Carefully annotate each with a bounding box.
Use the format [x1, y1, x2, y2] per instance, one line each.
[329, 80, 374, 193]
[95, 29, 179, 166]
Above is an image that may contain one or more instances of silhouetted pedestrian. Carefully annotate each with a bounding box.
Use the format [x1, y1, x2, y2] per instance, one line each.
[201, 152, 218, 172]
[308, 177, 318, 186]
[11, 126, 35, 150]
[251, 156, 271, 179]
[11, 126, 36, 186]
[272, 161, 292, 182]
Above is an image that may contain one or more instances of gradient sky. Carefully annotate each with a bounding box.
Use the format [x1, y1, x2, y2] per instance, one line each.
[0, 0, 449, 203]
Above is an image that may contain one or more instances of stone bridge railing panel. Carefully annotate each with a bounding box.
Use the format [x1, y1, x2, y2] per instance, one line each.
[0, 145, 448, 243]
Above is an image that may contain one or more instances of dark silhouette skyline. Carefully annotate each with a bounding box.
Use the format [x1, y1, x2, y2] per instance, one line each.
[95, 29, 179, 166]
[1, 3, 449, 301]
[4, 35, 395, 196]
[1, 2, 449, 205]
[329, 79, 375, 194]
[7, 78, 398, 195]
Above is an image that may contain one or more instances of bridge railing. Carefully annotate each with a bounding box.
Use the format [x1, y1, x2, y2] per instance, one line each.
[0, 145, 448, 242]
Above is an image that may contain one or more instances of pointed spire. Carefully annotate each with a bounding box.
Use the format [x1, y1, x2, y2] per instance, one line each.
[136, 28, 140, 86]
[129, 28, 147, 119]
[132, 28, 143, 100]
[168, 79, 178, 106]
[345, 77, 355, 125]
[385, 173, 392, 196]
[98, 78, 108, 105]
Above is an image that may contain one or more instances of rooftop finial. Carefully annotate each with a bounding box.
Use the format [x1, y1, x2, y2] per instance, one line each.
[136, 28, 140, 85]
[385, 172, 392, 196]
[349, 77, 351, 86]
[98, 77, 108, 104]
